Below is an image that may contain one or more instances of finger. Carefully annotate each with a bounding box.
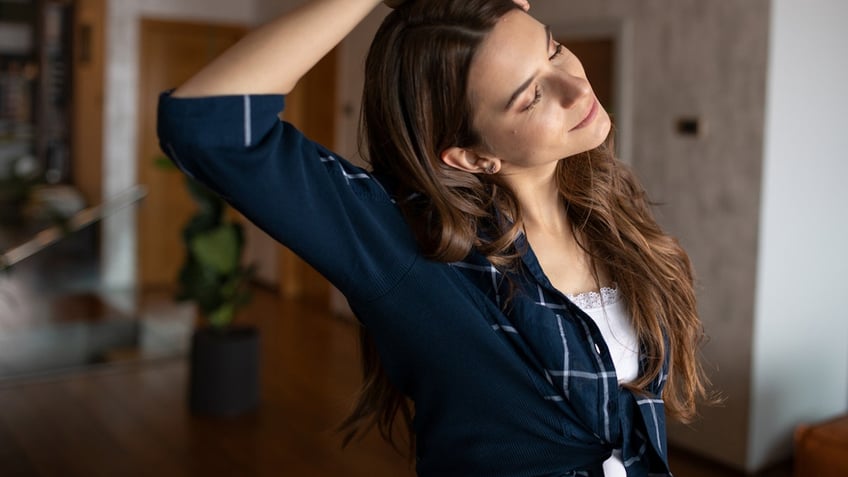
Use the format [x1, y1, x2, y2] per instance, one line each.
[514, 0, 530, 11]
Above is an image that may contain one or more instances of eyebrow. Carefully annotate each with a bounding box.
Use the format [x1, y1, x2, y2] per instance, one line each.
[504, 25, 553, 111]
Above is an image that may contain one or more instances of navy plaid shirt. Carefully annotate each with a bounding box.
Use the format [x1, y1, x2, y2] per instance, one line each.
[158, 92, 672, 477]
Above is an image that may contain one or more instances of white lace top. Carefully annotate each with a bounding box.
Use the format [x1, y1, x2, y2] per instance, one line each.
[565, 287, 639, 383]
[566, 287, 639, 477]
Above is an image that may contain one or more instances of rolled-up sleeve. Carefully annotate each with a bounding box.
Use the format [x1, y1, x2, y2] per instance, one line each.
[156, 92, 417, 302]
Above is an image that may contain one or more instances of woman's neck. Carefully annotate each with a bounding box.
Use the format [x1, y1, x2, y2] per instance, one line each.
[501, 165, 568, 234]
[500, 164, 607, 295]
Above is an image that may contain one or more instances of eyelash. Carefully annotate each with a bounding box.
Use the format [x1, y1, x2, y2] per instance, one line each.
[523, 43, 565, 112]
[551, 43, 565, 60]
[524, 86, 542, 111]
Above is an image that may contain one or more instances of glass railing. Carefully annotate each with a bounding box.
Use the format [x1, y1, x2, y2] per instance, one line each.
[0, 185, 146, 270]
[0, 184, 196, 382]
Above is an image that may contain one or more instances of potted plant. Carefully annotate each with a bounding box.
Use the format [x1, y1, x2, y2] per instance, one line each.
[162, 158, 259, 416]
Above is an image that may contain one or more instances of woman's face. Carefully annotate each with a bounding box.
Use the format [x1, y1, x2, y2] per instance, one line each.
[465, 10, 611, 175]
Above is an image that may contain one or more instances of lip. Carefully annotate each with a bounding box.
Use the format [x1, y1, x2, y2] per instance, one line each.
[569, 98, 599, 132]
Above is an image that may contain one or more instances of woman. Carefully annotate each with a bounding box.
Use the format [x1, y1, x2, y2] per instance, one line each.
[157, 0, 709, 475]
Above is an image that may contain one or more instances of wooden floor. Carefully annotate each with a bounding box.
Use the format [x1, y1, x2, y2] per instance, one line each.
[0, 289, 414, 476]
[0, 287, 793, 477]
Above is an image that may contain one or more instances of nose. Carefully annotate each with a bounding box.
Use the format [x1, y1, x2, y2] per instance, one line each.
[554, 73, 592, 109]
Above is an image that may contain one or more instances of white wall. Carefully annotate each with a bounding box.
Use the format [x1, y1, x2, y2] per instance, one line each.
[749, 0, 848, 470]
[253, 0, 299, 20]
[101, 0, 258, 291]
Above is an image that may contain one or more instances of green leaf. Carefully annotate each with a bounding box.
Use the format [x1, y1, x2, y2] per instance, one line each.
[208, 302, 236, 329]
[153, 156, 179, 170]
[190, 225, 239, 275]
[177, 262, 218, 307]
[165, 165, 256, 329]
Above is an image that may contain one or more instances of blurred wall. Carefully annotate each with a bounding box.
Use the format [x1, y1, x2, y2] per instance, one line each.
[749, 0, 848, 470]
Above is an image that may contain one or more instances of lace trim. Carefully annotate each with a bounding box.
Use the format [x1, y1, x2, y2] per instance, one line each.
[566, 286, 620, 310]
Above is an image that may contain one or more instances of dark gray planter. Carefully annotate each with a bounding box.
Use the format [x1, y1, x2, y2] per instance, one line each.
[188, 326, 260, 416]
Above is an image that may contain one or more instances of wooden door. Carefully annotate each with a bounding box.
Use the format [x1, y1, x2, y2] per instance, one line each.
[136, 19, 246, 290]
[72, 0, 105, 206]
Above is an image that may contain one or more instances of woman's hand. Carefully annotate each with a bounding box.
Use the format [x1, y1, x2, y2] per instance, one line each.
[384, 0, 530, 11]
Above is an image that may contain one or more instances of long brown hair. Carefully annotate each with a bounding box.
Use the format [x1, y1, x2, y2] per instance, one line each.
[340, 0, 710, 455]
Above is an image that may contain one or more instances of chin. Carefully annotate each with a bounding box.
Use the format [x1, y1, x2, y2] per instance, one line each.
[589, 111, 613, 148]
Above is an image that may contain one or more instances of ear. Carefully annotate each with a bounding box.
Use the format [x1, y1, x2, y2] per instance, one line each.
[440, 147, 499, 174]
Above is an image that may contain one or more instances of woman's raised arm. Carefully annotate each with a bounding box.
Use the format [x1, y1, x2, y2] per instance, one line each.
[172, 0, 384, 97]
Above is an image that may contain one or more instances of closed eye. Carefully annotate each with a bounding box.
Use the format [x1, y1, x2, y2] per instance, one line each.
[522, 44, 565, 112]
[550, 42, 564, 60]
[523, 85, 542, 112]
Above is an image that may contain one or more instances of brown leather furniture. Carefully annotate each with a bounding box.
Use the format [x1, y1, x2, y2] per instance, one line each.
[794, 415, 848, 477]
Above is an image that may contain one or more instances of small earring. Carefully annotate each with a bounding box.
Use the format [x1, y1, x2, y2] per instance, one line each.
[485, 164, 497, 175]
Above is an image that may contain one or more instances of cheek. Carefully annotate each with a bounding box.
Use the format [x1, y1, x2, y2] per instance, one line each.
[526, 107, 567, 146]
[541, 109, 567, 137]
[475, 109, 568, 162]
[499, 112, 562, 154]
